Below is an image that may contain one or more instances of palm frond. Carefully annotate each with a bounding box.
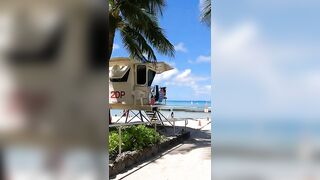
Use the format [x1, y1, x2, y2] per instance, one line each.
[128, 0, 165, 15]
[108, 0, 174, 62]
[119, 23, 157, 62]
[119, 1, 174, 58]
[200, 0, 211, 26]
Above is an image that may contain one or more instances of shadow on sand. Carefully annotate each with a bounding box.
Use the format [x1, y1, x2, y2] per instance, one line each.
[166, 126, 211, 159]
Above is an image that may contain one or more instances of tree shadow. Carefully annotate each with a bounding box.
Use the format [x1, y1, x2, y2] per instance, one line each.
[166, 126, 211, 159]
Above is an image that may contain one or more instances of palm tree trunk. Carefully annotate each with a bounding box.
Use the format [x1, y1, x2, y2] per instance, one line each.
[107, 26, 116, 61]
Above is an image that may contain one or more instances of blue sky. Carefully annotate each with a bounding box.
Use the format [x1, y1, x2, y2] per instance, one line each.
[111, 0, 211, 101]
[213, 0, 320, 119]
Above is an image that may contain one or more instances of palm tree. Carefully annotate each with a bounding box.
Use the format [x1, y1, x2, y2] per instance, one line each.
[108, 0, 175, 62]
[200, 0, 211, 26]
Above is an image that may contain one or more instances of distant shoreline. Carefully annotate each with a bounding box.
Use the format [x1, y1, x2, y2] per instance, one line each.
[160, 107, 211, 113]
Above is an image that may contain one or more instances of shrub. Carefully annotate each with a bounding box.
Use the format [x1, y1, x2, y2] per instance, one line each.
[108, 125, 163, 157]
[109, 131, 120, 156]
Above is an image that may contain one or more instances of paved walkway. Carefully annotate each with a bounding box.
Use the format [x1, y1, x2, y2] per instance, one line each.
[112, 121, 211, 180]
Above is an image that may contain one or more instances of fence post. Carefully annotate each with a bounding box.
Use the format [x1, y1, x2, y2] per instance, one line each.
[173, 118, 176, 136]
[118, 126, 122, 154]
[185, 119, 188, 131]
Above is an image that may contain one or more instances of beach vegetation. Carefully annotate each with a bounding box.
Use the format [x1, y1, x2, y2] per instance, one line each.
[108, 0, 175, 62]
[109, 125, 165, 157]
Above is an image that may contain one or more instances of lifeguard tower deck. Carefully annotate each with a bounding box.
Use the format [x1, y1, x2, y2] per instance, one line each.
[109, 57, 173, 125]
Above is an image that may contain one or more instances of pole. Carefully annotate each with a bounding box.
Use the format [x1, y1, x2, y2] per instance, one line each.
[118, 126, 122, 154]
[173, 118, 176, 136]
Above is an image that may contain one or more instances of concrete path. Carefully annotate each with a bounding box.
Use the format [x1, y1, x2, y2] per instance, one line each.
[112, 121, 211, 180]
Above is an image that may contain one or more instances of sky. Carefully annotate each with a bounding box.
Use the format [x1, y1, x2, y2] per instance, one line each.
[213, 0, 320, 119]
[111, 0, 211, 101]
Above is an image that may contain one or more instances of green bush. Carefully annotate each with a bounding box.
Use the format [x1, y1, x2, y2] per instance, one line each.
[108, 125, 163, 157]
[109, 131, 120, 156]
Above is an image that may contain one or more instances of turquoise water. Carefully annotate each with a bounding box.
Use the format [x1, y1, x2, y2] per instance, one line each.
[166, 100, 211, 108]
[164, 100, 211, 111]
[110, 100, 212, 119]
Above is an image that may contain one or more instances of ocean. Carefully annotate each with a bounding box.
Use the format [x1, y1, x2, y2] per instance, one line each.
[110, 100, 212, 119]
[165, 100, 211, 109]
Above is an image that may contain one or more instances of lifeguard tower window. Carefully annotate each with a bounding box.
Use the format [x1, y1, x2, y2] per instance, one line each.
[110, 69, 130, 82]
[110, 65, 130, 82]
[148, 69, 156, 86]
[137, 65, 146, 85]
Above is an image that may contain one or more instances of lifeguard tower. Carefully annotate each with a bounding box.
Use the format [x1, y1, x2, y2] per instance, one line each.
[109, 57, 173, 125]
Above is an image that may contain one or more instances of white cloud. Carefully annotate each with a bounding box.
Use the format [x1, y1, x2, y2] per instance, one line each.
[176, 69, 191, 80]
[174, 42, 188, 52]
[153, 69, 178, 84]
[188, 55, 211, 64]
[154, 68, 211, 98]
[196, 55, 211, 63]
[113, 43, 120, 50]
[172, 69, 211, 96]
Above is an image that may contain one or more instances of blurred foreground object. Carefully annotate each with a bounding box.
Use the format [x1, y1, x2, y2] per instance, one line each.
[0, 0, 108, 179]
[213, 0, 320, 179]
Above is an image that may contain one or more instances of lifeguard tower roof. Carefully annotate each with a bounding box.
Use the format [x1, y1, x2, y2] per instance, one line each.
[110, 57, 173, 74]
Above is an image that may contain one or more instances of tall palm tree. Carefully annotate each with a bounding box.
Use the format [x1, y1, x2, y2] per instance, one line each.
[200, 0, 211, 26]
[108, 0, 175, 62]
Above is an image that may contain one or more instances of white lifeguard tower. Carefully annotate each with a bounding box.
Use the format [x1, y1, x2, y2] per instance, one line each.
[109, 57, 173, 125]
